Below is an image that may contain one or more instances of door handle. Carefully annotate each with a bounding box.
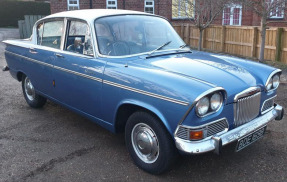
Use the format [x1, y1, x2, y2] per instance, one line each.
[29, 48, 37, 54]
[55, 53, 64, 58]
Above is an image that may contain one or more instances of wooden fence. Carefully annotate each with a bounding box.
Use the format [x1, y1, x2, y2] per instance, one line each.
[18, 15, 44, 39]
[173, 24, 287, 64]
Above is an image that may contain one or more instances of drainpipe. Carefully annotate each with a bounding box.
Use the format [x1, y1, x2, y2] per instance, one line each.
[123, 0, 126, 9]
[90, 0, 93, 9]
[157, 0, 159, 15]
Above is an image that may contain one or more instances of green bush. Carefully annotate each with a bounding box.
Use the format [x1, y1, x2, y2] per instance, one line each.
[0, 0, 50, 27]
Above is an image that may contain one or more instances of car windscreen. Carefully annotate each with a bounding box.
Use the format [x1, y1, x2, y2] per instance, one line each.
[94, 15, 185, 56]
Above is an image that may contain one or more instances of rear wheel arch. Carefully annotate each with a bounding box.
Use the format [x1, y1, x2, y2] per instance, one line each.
[114, 102, 172, 135]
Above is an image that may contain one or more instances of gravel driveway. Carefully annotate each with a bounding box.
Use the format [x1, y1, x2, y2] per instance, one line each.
[0, 28, 287, 182]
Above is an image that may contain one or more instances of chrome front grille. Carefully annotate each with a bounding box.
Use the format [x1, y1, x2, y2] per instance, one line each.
[234, 92, 261, 127]
[206, 119, 228, 137]
[175, 118, 228, 140]
[261, 97, 275, 114]
[176, 127, 189, 140]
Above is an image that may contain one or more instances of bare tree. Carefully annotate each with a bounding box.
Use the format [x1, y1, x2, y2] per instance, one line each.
[172, 0, 230, 51]
[238, 0, 287, 62]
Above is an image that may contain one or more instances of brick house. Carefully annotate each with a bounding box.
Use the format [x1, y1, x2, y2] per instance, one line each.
[50, 0, 287, 27]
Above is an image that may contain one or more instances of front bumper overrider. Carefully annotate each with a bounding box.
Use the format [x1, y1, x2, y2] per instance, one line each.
[175, 104, 284, 154]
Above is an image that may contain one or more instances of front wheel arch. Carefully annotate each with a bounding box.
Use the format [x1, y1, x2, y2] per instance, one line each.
[114, 101, 172, 135]
[17, 71, 24, 82]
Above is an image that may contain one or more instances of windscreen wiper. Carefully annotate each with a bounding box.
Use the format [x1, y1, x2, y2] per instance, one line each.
[147, 41, 172, 56]
[179, 44, 191, 50]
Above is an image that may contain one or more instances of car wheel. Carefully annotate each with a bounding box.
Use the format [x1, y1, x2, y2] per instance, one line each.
[125, 111, 178, 174]
[22, 74, 47, 108]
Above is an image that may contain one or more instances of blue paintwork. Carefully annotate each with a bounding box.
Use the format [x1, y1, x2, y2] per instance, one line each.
[3, 19, 279, 138]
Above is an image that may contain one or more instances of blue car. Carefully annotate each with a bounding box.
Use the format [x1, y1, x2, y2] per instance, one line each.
[3, 9, 284, 174]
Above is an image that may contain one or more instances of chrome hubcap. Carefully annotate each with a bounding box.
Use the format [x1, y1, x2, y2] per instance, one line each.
[24, 77, 35, 101]
[131, 123, 159, 163]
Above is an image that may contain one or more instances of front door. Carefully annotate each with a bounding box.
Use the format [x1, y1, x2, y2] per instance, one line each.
[52, 20, 106, 118]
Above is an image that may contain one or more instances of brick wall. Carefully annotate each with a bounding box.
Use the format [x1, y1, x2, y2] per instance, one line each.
[50, 0, 67, 14]
[50, 0, 173, 20]
[50, 0, 287, 27]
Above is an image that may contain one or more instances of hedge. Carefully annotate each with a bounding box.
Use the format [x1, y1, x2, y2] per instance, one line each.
[0, 0, 50, 27]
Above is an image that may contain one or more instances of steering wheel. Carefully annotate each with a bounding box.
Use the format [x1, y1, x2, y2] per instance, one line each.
[111, 41, 130, 56]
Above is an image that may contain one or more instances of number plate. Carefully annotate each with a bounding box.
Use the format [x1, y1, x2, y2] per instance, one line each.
[236, 126, 266, 152]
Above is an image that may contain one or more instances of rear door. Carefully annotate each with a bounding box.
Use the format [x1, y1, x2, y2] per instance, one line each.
[24, 19, 64, 96]
[52, 19, 106, 118]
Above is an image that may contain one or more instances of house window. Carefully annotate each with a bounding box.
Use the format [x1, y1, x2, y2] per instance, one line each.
[172, 0, 194, 19]
[145, 0, 154, 14]
[266, 0, 284, 18]
[107, 0, 117, 9]
[222, 5, 242, 26]
[68, 0, 79, 10]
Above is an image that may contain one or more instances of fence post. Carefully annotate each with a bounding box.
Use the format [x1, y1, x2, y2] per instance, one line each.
[18, 20, 24, 39]
[275, 28, 283, 62]
[180, 24, 184, 39]
[221, 26, 226, 52]
[251, 27, 258, 58]
[202, 29, 206, 49]
[186, 24, 190, 45]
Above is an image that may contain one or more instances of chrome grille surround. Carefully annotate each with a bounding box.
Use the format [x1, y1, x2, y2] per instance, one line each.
[175, 118, 229, 141]
[233, 87, 261, 127]
[261, 95, 276, 114]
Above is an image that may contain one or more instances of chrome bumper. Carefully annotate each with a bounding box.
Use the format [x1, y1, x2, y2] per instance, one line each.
[175, 104, 284, 154]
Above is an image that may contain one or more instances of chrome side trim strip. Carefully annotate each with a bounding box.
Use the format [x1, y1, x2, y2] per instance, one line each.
[53, 65, 102, 82]
[177, 87, 227, 125]
[5, 51, 189, 106]
[5, 50, 53, 68]
[103, 80, 189, 106]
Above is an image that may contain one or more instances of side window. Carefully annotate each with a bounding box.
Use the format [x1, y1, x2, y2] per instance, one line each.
[65, 21, 94, 56]
[37, 20, 64, 49]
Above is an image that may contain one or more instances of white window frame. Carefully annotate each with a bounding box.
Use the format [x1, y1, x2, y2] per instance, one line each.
[144, 0, 154, 14]
[67, 0, 80, 10]
[106, 0, 117, 9]
[172, 0, 195, 20]
[268, 0, 285, 19]
[222, 4, 242, 26]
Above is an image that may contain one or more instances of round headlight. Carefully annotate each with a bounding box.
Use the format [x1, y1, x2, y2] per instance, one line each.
[210, 93, 222, 111]
[272, 74, 280, 89]
[266, 79, 272, 91]
[196, 97, 210, 116]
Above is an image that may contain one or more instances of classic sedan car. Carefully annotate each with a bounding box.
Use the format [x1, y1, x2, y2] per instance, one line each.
[3, 9, 284, 174]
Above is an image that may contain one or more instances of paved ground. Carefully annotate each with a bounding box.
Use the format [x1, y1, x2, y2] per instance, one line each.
[0, 28, 287, 182]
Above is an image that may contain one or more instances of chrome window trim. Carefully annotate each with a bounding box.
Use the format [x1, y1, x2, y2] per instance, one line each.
[261, 95, 277, 115]
[233, 86, 261, 102]
[5, 51, 189, 106]
[265, 69, 282, 92]
[177, 87, 227, 126]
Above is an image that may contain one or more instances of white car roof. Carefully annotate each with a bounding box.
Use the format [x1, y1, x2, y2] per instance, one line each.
[44, 9, 152, 22]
